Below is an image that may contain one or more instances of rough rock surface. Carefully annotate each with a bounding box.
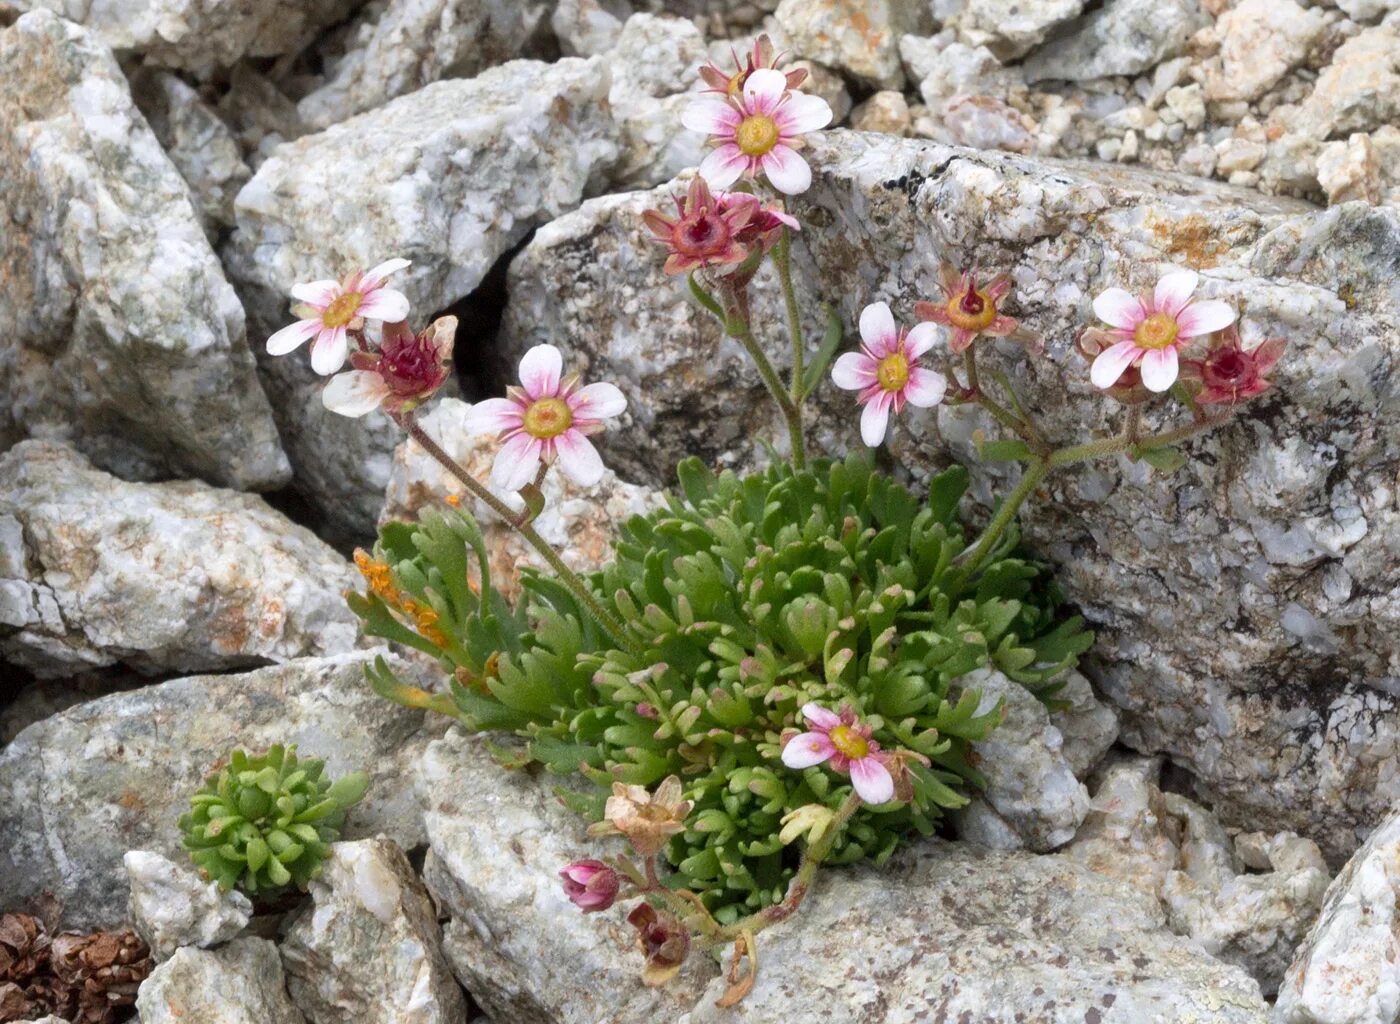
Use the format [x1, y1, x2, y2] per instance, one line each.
[1293, 21, 1400, 141]
[1203, 0, 1328, 104]
[124, 850, 253, 962]
[683, 841, 1268, 1023]
[957, 0, 1085, 60]
[0, 441, 358, 677]
[281, 838, 467, 1024]
[418, 729, 715, 1024]
[0, 12, 287, 491]
[0, 652, 436, 929]
[136, 937, 306, 1024]
[13, 0, 359, 75]
[297, 0, 552, 130]
[226, 57, 620, 537]
[1022, 0, 1208, 83]
[1275, 807, 1400, 1023]
[130, 68, 251, 232]
[773, 0, 927, 89]
[381, 399, 664, 601]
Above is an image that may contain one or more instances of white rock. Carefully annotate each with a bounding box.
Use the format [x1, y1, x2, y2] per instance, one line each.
[1051, 670, 1120, 776]
[225, 57, 620, 538]
[1275, 807, 1400, 1023]
[1205, 0, 1328, 103]
[552, 0, 627, 55]
[0, 12, 287, 491]
[850, 90, 912, 135]
[0, 652, 439, 929]
[958, 0, 1086, 59]
[774, 0, 929, 89]
[136, 937, 307, 1024]
[1215, 136, 1268, 175]
[1063, 756, 1182, 894]
[125, 850, 253, 962]
[297, 0, 552, 130]
[1022, 0, 1209, 82]
[0, 441, 358, 677]
[381, 399, 664, 603]
[1316, 133, 1384, 205]
[1165, 83, 1208, 129]
[281, 838, 467, 1024]
[1294, 21, 1400, 139]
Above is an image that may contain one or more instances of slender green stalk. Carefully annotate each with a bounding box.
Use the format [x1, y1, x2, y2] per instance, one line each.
[951, 458, 1050, 585]
[403, 417, 636, 652]
[773, 229, 805, 404]
[732, 314, 807, 469]
[987, 368, 1045, 444]
[961, 349, 1047, 454]
[1048, 412, 1232, 467]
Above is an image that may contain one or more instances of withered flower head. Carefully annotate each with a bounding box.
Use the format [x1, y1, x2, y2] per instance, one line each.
[589, 775, 693, 856]
[627, 903, 690, 986]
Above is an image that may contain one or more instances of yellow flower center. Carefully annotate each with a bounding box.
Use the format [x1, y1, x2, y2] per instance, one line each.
[829, 725, 869, 760]
[876, 352, 910, 392]
[736, 115, 780, 157]
[523, 397, 572, 439]
[321, 292, 363, 328]
[946, 290, 997, 331]
[1134, 312, 1180, 350]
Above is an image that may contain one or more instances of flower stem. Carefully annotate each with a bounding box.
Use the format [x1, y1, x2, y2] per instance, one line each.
[1047, 412, 1232, 467]
[964, 350, 1047, 454]
[402, 416, 636, 652]
[773, 229, 806, 406]
[728, 303, 807, 470]
[951, 458, 1050, 586]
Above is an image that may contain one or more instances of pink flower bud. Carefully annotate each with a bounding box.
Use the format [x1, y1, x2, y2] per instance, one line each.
[559, 859, 620, 913]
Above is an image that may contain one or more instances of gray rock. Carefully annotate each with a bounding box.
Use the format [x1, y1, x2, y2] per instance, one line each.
[1053, 669, 1120, 777]
[281, 838, 467, 1024]
[130, 68, 251, 232]
[0, 441, 358, 677]
[226, 57, 620, 538]
[297, 0, 552, 130]
[773, 0, 929, 89]
[12, 0, 358, 75]
[1274, 806, 1400, 1024]
[0, 652, 436, 929]
[1203, 0, 1328, 104]
[551, 0, 627, 55]
[124, 850, 253, 962]
[1022, 0, 1209, 82]
[418, 729, 715, 1024]
[1294, 22, 1400, 140]
[958, 0, 1086, 60]
[0, 12, 288, 491]
[681, 841, 1267, 1023]
[136, 937, 307, 1024]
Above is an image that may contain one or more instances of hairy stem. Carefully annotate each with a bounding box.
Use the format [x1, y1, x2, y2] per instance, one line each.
[951, 458, 1050, 585]
[728, 300, 807, 470]
[774, 229, 806, 405]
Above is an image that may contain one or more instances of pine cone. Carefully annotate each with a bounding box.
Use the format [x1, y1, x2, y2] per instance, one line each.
[0, 913, 50, 983]
[50, 929, 151, 1024]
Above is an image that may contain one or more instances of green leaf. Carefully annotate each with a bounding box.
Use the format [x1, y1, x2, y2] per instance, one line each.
[977, 438, 1033, 462]
[325, 771, 370, 809]
[1137, 445, 1188, 473]
[799, 305, 845, 399]
[688, 272, 727, 322]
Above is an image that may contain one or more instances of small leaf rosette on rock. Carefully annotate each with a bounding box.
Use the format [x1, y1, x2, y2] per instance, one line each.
[178, 745, 369, 895]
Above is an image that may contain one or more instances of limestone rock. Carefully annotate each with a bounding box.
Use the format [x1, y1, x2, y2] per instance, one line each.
[1053, 669, 1120, 777]
[11, 0, 358, 74]
[958, 0, 1086, 60]
[136, 937, 306, 1024]
[1062, 756, 1182, 895]
[1274, 807, 1400, 1024]
[552, 0, 627, 55]
[1022, 0, 1209, 82]
[418, 729, 715, 1024]
[281, 838, 467, 1024]
[1204, 0, 1328, 103]
[226, 57, 620, 538]
[130, 69, 251, 232]
[1316, 133, 1388, 205]
[1294, 21, 1400, 140]
[297, 0, 552, 130]
[124, 850, 253, 962]
[773, 0, 929, 89]
[683, 841, 1268, 1022]
[0, 652, 436, 929]
[0, 12, 287, 491]
[0, 441, 358, 677]
[849, 90, 912, 135]
[380, 398, 664, 603]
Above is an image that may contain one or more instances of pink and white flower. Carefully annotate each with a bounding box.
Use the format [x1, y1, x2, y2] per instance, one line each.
[781, 703, 894, 805]
[1088, 270, 1236, 394]
[831, 301, 946, 447]
[321, 316, 456, 418]
[465, 344, 626, 492]
[682, 67, 832, 195]
[267, 258, 412, 375]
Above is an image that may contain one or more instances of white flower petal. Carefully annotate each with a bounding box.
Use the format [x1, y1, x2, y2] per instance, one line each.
[682, 97, 741, 136]
[569, 382, 627, 421]
[781, 732, 835, 769]
[904, 368, 947, 407]
[554, 430, 605, 487]
[309, 325, 349, 375]
[1090, 339, 1141, 390]
[321, 370, 390, 417]
[1153, 270, 1198, 316]
[1139, 346, 1179, 393]
[759, 145, 811, 195]
[905, 321, 940, 359]
[698, 145, 748, 189]
[290, 280, 340, 307]
[491, 433, 542, 492]
[1176, 299, 1237, 338]
[1092, 287, 1146, 330]
[858, 301, 897, 349]
[831, 351, 877, 390]
[801, 703, 841, 730]
[357, 288, 410, 323]
[518, 344, 563, 399]
[860, 394, 892, 447]
[361, 257, 411, 289]
[464, 397, 524, 434]
[775, 91, 832, 135]
[742, 68, 788, 114]
[849, 757, 894, 804]
[266, 318, 320, 355]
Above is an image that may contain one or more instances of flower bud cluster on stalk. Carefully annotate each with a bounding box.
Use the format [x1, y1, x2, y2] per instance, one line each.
[252, 33, 1293, 1006]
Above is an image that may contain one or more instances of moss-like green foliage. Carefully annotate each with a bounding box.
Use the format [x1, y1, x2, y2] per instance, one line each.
[179, 745, 369, 894]
[355, 455, 1090, 920]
